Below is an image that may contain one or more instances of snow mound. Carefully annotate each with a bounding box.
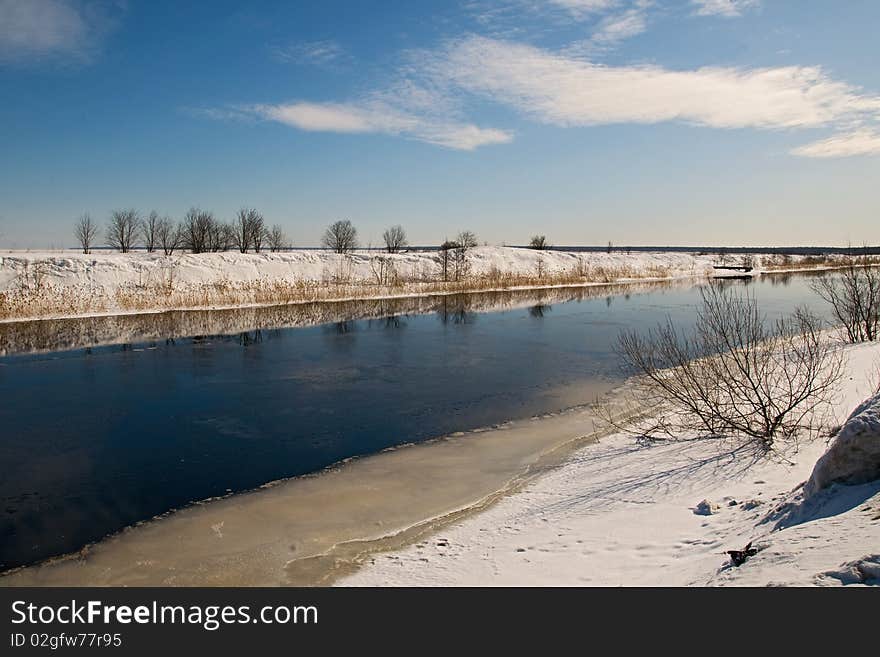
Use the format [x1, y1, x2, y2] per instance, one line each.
[805, 391, 880, 499]
[815, 555, 880, 586]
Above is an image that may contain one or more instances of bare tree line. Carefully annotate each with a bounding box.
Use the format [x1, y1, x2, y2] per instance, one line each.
[74, 208, 290, 255]
[75, 212, 481, 274]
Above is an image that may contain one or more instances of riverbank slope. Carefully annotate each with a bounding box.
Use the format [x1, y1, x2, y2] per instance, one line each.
[0, 247, 778, 322]
[341, 341, 880, 586]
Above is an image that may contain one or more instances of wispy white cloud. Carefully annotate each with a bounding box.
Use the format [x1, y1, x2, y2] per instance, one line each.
[547, 0, 618, 20]
[591, 4, 649, 45]
[203, 7, 880, 157]
[427, 36, 880, 132]
[556, 0, 652, 57]
[791, 129, 880, 158]
[269, 39, 348, 67]
[0, 0, 121, 64]
[465, 0, 618, 37]
[691, 0, 759, 18]
[225, 99, 513, 151]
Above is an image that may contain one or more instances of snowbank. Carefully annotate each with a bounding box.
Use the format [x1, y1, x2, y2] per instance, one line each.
[1, 247, 847, 323]
[340, 342, 880, 587]
[805, 390, 880, 498]
[0, 247, 714, 289]
[0, 248, 718, 322]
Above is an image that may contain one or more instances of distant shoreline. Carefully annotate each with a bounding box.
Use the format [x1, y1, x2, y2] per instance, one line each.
[0, 246, 868, 324]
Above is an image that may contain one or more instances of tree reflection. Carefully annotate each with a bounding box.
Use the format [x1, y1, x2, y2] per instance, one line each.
[529, 304, 552, 318]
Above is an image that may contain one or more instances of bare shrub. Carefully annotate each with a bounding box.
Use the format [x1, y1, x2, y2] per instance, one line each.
[322, 220, 358, 253]
[383, 225, 407, 253]
[73, 214, 98, 254]
[616, 283, 844, 453]
[106, 209, 140, 253]
[529, 235, 549, 250]
[810, 255, 880, 342]
[369, 256, 398, 286]
[267, 225, 287, 252]
[437, 237, 472, 282]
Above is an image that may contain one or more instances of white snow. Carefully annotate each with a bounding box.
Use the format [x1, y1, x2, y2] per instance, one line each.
[340, 341, 880, 587]
[0, 247, 714, 292]
[0, 247, 778, 322]
[805, 389, 880, 497]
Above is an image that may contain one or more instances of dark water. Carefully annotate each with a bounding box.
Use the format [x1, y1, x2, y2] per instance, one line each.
[0, 273, 831, 569]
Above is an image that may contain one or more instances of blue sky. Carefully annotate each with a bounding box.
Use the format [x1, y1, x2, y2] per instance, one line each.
[1, 0, 878, 248]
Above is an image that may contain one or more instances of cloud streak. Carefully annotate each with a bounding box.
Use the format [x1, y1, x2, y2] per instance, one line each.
[240, 100, 513, 151]
[791, 130, 880, 158]
[428, 36, 880, 132]
[269, 39, 348, 67]
[691, 0, 759, 18]
[547, 0, 618, 19]
[0, 0, 120, 64]
[591, 4, 649, 45]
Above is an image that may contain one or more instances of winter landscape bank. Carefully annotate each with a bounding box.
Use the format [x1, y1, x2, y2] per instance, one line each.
[341, 341, 880, 587]
[0, 247, 841, 323]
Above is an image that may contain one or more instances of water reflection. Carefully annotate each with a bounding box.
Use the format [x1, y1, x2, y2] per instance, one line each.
[529, 304, 551, 319]
[0, 281, 679, 357]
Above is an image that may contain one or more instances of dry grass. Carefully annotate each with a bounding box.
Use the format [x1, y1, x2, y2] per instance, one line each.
[0, 260, 686, 322]
[760, 253, 880, 272]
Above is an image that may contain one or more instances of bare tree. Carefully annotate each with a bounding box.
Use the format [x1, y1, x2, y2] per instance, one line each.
[232, 208, 265, 253]
[811, 254, 880, 342]
[106, 209, 140, 253]
[438, 237, 472, 282]
[156, 217, 181, 256]
[369, 255, 398, 285]
[233, 208, 252, 253]
[179, 208, 215, 254]
[383, 225, 408, 253]
[322, 220, 358, 254]
[529, 235, 549, 250]
[456, 230, 478, 249]
[438, 239, 455, 282]
[74, 213, 98, 254]
[252, 213, 268, 252]
[267, 224, 287, 252]
[205, 221, 235, 252]
[616, 283, 843, 453]
[142, 211, 160, 253]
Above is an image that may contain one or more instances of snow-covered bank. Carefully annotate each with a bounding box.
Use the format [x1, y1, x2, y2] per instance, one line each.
[340, 342, 880, 587]
[0, 248, 726, 322]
